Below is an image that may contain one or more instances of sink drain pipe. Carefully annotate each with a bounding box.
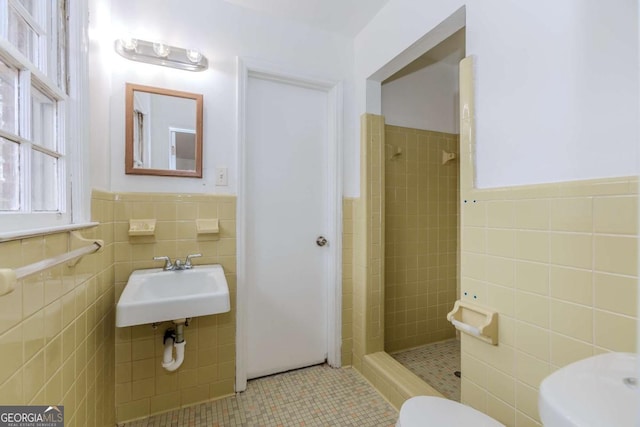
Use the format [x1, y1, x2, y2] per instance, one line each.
[162, 320, 186, 372]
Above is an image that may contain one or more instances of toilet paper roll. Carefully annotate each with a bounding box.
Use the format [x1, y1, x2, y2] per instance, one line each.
[0, 268, 17, 296]
[451, 319, 482, 337]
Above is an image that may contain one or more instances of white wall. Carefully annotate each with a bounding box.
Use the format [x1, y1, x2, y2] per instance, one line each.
[355, 0, 639, 189]
[88, 0, 112, 191]
[382, 61, 459, 134]
[90, 0, 354, 194]
[91, 0, 638, 194]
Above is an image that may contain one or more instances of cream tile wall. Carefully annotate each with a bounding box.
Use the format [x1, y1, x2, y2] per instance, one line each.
[366, 115, 386, 356]
[112, 193, 236, 423]
[384, 125, 458, 352]
[458, 57, 638, 427]
[342, 198, 354, 366]
[352, 114, 386, 372]
[460, 179, 638, 427]
[0, 190, 116, 427]
[352, 193, 366, 372]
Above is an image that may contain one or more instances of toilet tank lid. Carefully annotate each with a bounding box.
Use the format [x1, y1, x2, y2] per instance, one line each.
[399, 396, 504, 427]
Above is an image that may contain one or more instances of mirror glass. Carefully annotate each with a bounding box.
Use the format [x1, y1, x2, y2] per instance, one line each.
[125, 83, 203, 177]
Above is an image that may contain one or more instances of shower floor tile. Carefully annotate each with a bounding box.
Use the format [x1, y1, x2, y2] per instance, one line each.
[391, 338, 461, 402]
[119, 364, 398, 427]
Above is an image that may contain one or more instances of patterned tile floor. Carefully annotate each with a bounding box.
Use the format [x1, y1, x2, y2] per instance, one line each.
[391, 338, 461, 402]
[120, 364, 398, 427]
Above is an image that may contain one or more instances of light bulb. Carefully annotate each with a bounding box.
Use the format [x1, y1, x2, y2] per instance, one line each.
[186, 49, 202, 63]
[153, 42, 170, 58]
[120, 37, 137, 51]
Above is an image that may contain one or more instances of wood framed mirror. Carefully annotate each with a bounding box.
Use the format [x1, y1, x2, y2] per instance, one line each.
[125, 83, 203, 177]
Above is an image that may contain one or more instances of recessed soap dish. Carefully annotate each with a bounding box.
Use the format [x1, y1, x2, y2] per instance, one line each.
[196, 218, 219, 234]
[129, 219, 156, 236]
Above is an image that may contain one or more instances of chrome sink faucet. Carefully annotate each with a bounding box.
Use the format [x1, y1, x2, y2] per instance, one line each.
[153, 256, 174, 271]
[153, 254, 202, 271]
[184, 253, 202, 269]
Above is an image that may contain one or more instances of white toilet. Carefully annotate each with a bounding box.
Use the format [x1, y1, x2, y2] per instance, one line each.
[538, 352, 638, 426]
[397, 396, 505, 427]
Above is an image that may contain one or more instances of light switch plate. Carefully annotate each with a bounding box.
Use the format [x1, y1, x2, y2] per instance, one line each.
[215, 167, 228, 186]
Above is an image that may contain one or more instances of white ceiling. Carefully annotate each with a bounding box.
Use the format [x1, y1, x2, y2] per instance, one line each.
[222, 0, 391, 36]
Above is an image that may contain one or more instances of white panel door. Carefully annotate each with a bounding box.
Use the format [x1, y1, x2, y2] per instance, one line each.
[246, 75, 329, 379]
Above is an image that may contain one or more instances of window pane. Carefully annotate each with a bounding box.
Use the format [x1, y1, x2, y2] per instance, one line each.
[0, 138, 20, 211]
[55, 0, 66, 91]
[16, 0, 36, 19]
[8, 7, 39, 65]
[0, 62, 18, 134]
[31, 88, 56, 151]
[17, 0, 51, 29]
[31, 150, 58, 211]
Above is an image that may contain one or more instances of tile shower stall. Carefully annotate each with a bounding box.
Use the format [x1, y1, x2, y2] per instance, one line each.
[384, 125, 459, 353]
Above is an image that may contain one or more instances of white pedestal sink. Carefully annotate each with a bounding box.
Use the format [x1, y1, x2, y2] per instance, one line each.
[116, 264, 230, 327]
[539, 352, 639, 426]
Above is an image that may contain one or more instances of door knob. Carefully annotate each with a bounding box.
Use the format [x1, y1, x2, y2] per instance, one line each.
[316, 236, 328, 247]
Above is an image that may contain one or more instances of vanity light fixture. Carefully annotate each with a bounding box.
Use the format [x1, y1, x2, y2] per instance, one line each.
[152, 42, 170, 58]
[120, 36, 137, 51]
[186, 49, 203, 64]
[114, 37, 208, 72]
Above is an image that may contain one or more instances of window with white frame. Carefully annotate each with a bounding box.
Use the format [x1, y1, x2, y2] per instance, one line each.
[0, 0, 75, 233]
